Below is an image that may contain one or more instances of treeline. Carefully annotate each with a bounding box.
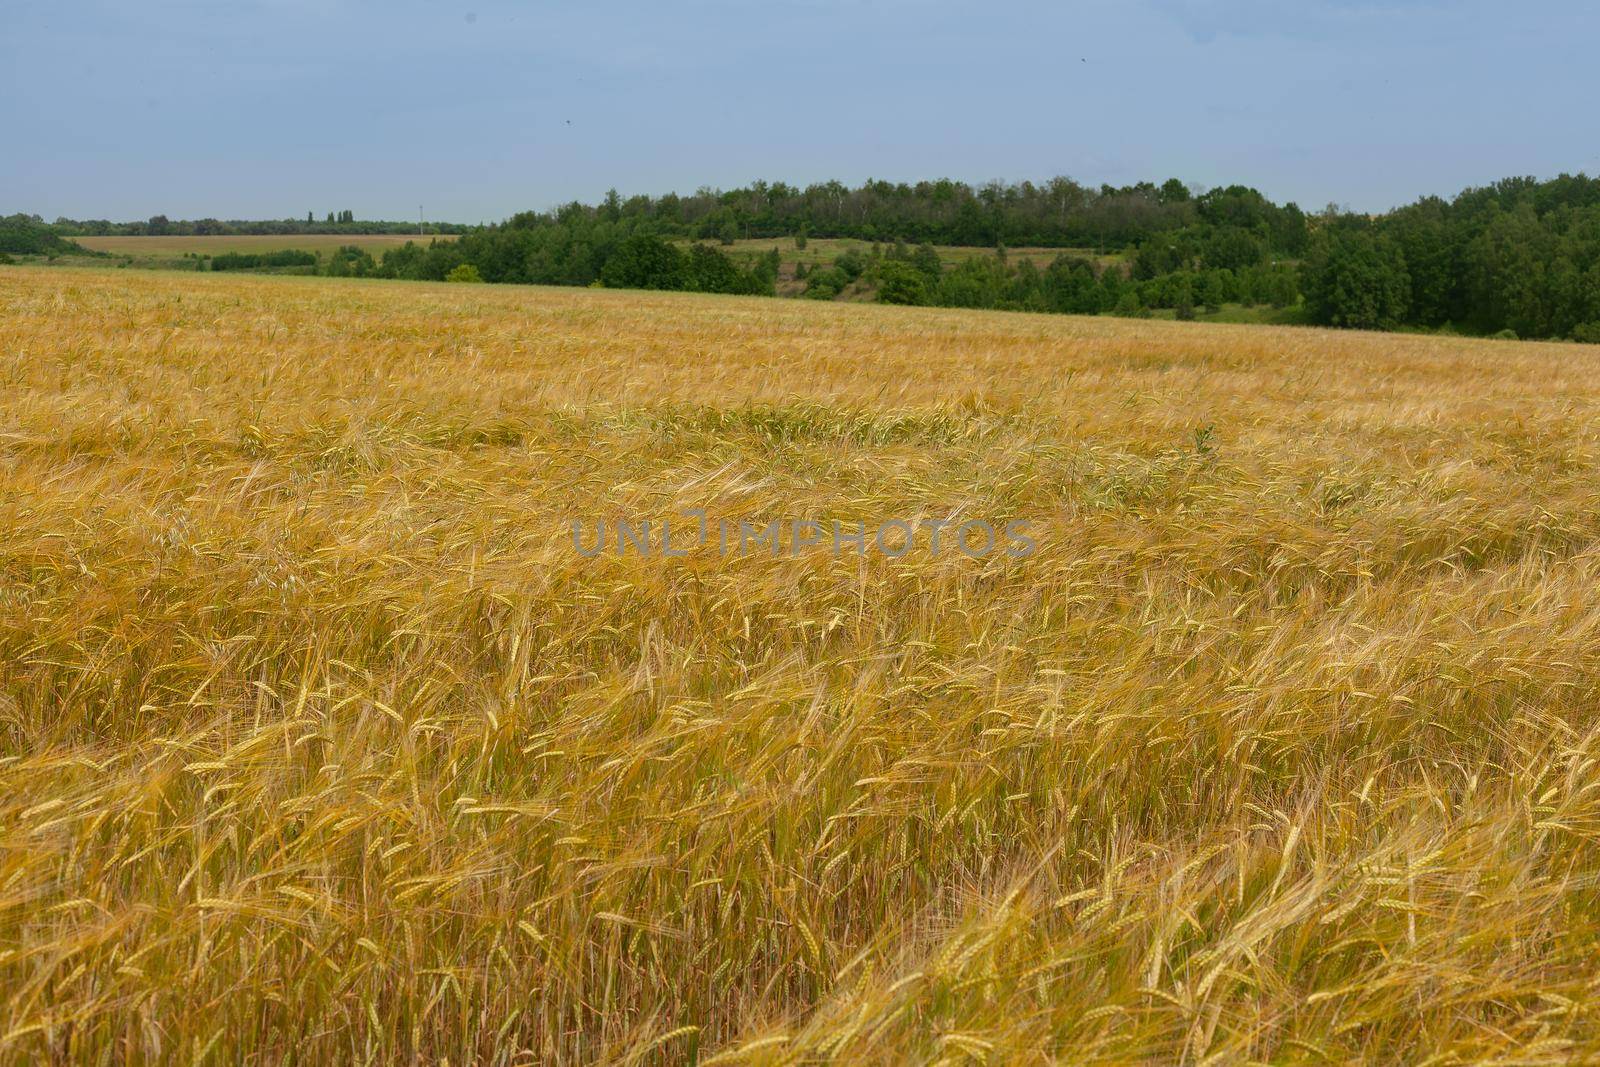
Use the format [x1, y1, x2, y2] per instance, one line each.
[557, 177, 1309, 250]
[43, 213, 470, 237]
[858, 243, 1300, 317]
[210, 249, 318, 271]
[1302, 175, 1600, 340]
[356, 181, 1306, 316]
[1, 214, 90, 256]
[12, 172, 1600, 341]
[298, 228, 779, 296]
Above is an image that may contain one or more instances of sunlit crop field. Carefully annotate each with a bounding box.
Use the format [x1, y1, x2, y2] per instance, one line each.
[5, 265, 1600, 1064]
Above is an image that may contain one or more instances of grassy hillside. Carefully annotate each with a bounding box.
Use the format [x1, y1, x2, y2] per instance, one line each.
[4, 266, 1600, 1063]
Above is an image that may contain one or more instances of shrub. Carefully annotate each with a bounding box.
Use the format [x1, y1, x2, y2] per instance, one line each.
[445, 263, 485, 283]
[212, 249, 317, 271]
[877, 260, 929, 306]
[0, 215, 87, 256]
[599, 235, 686, 291]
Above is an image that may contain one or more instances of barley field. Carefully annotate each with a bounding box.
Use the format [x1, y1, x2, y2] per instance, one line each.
[5, 265, 1600, 1064]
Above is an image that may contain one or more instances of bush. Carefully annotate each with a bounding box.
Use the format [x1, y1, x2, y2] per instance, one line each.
[1573, 322, 1600, 344]
[1112, 289, 1148, 318]
[833, 250, 867, 281]
[600, 235, 686, 290]
[445, 263, 485, 283]
[212, 249, 317, 271]
[803, 267, 847, 300]
[876, 260, 929, 306]
[324, 246, 376, 278]
[1490, 328, 1519, 341]
[0, 214, 87, 256]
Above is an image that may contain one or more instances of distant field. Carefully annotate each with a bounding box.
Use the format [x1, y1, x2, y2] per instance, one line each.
[6, 266, 1600, 1063]
[75, 233, 458, 257]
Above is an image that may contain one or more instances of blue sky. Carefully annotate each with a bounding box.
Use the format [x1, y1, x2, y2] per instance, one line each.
[3, 0, 1594, 222]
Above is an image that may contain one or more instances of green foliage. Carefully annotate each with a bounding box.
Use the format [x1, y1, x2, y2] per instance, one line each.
[375, 240, 464, 282]
[445, 263, 484, 283]
[1302, 231, 1410, 330]
[600, 235, 687, 290]
[49, 170, 1600, 341]
[48, 214, 468, 239]
[0, 214, 88, 256]
[1296, 174, 1600, 338]
[1112, 289, 1148, 317]
[211, 249, 318, 271]
[323, 245, 376, 278]
[1174, 286, 1197, 321]
[804, 267, 849, 299]
[1041, 256, 1104, 314]
[834, 249, 867, 281]
[876, 260, 930, 305]
[935, 256, 1011, 309]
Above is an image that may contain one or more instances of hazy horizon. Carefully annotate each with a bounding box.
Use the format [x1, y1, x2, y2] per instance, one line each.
[5, 0, 1596, 223]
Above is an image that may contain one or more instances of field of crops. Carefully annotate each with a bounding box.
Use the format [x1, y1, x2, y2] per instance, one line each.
[5, 265, 1600, 1063]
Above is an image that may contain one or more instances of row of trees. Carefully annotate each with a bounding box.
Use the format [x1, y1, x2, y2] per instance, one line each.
[531, 177, 1311, 252]
[0, 214, 89, 256]
[42, 213, 469, 237]
[210, 249, 318, 271]
[1302, 175, 1600, 339]
[280, 228, 780, 296]
[362, 215, 780, 294]
[14, 172, 1600, 341]
[811, 242, 1299, 317]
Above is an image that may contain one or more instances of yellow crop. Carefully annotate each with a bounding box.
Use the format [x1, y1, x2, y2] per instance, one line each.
[4, 266, 1600, 1063]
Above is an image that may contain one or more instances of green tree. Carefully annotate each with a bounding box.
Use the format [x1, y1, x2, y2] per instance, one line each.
[1172, 273, 1196, 320]
[1303, 231, 1410, 330]
[877, 260, 930, 305]
[1112, 289, 1147, 317]
[1159, 178, 1191, 204]
[600, 234, 688, 290]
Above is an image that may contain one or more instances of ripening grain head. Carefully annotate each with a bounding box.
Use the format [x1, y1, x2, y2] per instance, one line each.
[3, 265, 1600, 1063]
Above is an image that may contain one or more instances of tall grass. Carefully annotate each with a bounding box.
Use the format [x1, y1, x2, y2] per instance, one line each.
[4, 266, 1600, 1063]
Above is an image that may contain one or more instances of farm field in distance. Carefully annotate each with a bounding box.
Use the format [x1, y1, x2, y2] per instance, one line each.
[73, 232, 459, 257]
[6, 264, 1600, 1063]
